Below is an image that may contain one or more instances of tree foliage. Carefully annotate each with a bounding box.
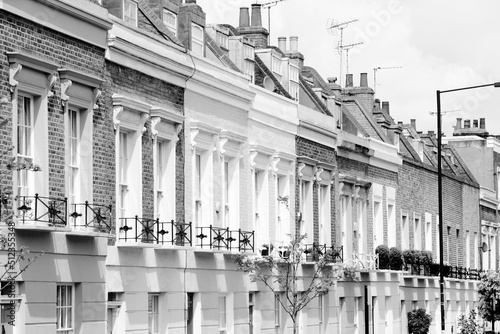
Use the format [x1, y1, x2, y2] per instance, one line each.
[407, 308, 432, 334]
[478, 271, 500, 323]
[234, 235, 343, 334]
[457, 309, 482, 334]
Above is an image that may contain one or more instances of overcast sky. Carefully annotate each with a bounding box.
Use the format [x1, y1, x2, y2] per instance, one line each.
[197, 0, 500, 137]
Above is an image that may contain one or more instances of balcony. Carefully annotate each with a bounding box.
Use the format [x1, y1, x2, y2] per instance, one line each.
[302, 243, 344, 263]
[117, 218, 255, 253]
[9, 194, 113, 235]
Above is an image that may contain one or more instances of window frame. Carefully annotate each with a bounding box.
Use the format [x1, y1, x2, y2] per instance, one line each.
[191, 22, 204, 56]
[56, 284, 74, 333]
[123, 0, 138, 27]
[148, 293, 160, 334]
[162, 9, 177, 36]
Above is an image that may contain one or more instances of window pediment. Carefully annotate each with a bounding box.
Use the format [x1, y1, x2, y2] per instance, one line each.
[191, 121, 220, 150]
[112, 94, 150, 131]
[7, 52, 58, 95]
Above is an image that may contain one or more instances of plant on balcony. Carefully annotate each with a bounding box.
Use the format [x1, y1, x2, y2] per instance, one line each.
[234, 234, 343, 334]
[407, 308, 432, 334]
[389, 247, 403, 270]
[278, 245, 290, 259]
[375, 244, 390, 269]
[419, 250, 433, 275]
[304, 242, 321, 262]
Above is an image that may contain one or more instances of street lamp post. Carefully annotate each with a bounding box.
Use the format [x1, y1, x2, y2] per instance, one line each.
[436, 82, 500, 333]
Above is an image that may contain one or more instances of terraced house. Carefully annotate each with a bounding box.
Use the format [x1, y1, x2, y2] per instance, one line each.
[0, 0, 489, 333]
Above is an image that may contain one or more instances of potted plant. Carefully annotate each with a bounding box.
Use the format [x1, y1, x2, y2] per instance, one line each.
[375, 244, 390, 269]
[261, 243, 273, 256]
[419, 250, 433, 275]
[278, 245, 290, 259]
[304, 243, 320, 262]
[403, 249, 419, 273]
[389, 247, 403, 270]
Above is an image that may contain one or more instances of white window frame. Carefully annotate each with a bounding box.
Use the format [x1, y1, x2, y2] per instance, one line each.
[16, 94, 34, 199]
[401, 212, 409, 250]
[414, 213, 422, 250]
[56, 284, 74, 334]
[8, 52, 57, 203]
[191, 22, 204, 56]
[148, 293, 160, 334]
[386, 187, 396, 248]
[289, 64, 300, 101]
[318, 167, 333, 247]
[68, 107, 80, 205]
[274, 293, 281, 328]
[218, 295, 227, 333]
[297, 158, 316, 244]
[113, 95, 150, 232]
[123, 0, 138, 27]
[151, 107, 183, 221]
[372, 184, 383, 248]
[272, 55, 282, 75]
[216, 31, 229, 50]
[425, 213, 432, 251]
[162, 9, 177, 36]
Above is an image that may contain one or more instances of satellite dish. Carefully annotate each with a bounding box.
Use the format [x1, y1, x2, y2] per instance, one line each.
[263, 76, 275, 91]
[481, 242, 489, 253]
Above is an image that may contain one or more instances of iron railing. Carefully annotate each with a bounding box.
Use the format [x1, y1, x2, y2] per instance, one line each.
[69, 202, 112, 233]
[17, 194, 67, 226]
[303, 244, 344, 263]
[118, 217, 192, 246]
[402, 262, 484, 281]
[195, 226, 254, 252]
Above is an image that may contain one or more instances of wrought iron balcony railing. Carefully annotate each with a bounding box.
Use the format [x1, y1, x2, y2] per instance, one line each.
[17, 194, 67, 226]
[69, 202, 112, 233]
[302, 243, 344, 263]
[195, 226, 254, 252]
[402, 262, 485, 281]
[118, 217, 192, 246]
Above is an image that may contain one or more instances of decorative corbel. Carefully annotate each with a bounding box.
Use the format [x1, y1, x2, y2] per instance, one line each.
[353, 185, 361, 199]
[92, 88, 101, 110]
[219, 136, 229, 158]
[269, 155, 280, 177]
[9, 62, 22, 92]
[314, 166, 324, 184]
[297, 162, 306, 179]
[250, 150, 258, 170]
[190, 129, 199, 150]
[339, 182, 345, 196]
[140, 112, 150, 136]
[150, 116, 161, 141]
[60, 79, 72, 106]
[174, 124, 183, 143]
[47, 74, 57, 98]
[113, 105, 123, 131]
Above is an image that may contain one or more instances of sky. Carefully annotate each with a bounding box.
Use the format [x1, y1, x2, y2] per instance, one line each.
[197, 0, 500, 137]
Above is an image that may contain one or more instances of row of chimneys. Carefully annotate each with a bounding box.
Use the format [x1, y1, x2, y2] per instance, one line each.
[278, 36, 299, 53]
[455, 118, 486, 130]
[239, 4, 263, 28]
[345, 73, 369, 88]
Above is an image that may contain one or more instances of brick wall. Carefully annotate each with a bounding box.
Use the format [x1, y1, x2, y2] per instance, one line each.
[0, 10, 106, 201]
[295, 136, 337, 244]
[102, 61, 185, 223]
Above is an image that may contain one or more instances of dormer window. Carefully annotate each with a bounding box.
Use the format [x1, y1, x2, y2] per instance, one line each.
[216, 31, 229, 50]
[272, 55, 282, 75]
[191, 23, 204, 56]
[289, 64, 299, 101]
[123, 0, 137, 27]
[243, 44, 254, 60]
[163, 9, 177, 36]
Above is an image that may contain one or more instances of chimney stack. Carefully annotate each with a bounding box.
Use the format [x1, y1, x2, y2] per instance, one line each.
[290, 36, 298, 52]
[345, 74, 353, 87]
[398, 121, 403, 126]
[360, 73, 368, 87]
[382, 101, 390, 114]
[480, 118, 486, 129]
[464, 120, 470, 128]
[251, 3, 262, 27]
[239, 7, 249, 27]
[278, 37, 286, 51]
[456, 118, 462, 130]
[410, 119, 416, 130]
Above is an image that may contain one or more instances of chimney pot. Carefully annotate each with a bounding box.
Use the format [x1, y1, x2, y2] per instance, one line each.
[251, 4, 262, 27]
[327, 77, 337, 83]
[480, 118, 486, 129]
[382, 101, 390, 114]
[278, 37, 286, 51]
[360, 73, 368, 87]
[397, 121, 403, 126]
[345, 74, 353, 87]
[411, 119, 416, 130]
[473, 119, 478, 128]
[464, 120, 471, 128]
[456, 118, 462, 130]
[239, 7, 250, 27]
[290, 36, 298, 52]
[374, 99, 381, 110]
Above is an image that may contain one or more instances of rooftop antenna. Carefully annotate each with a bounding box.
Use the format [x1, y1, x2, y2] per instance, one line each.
[373, 66, 402, 94]
[327, 18, 358, 87]
[261, 0, 290, 43]
[338, 42, 363, 76]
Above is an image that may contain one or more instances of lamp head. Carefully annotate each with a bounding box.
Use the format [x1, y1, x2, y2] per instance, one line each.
[494, 82, 500, 88]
